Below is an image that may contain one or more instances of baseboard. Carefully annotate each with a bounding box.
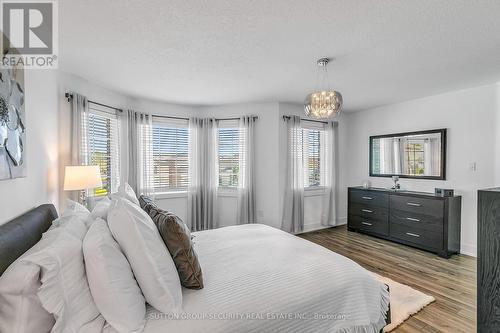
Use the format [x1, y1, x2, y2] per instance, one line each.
[301, 223, 329, 233]
[337, 217, 347, 226]
[460, 243, 477, 257]
[300, 217, 348, 233]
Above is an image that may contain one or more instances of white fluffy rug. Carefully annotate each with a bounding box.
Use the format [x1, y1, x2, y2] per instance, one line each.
[373, 273, 435, 332]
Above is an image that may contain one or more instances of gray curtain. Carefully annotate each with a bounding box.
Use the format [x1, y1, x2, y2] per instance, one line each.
[127, 110, 154, 196]
[237, 116, 256, 224]
[321, 121, 339, 227]
[393, 138, 405, 174]
[69, 93, 89, 201]
[70, 93, 88, 166]
[379, 137, 395, 174]
[281, 115, 304, 233]
[188, 117, 219, 231]
[424, 137, 441, 176]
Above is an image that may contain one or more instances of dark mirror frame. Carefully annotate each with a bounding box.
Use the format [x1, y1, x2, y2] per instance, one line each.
[369, 128, 447, 180]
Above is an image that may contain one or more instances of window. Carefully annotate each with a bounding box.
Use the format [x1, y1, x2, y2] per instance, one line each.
[404, 140, 425, 175]
[218, 120, 241, 188]
[84, 103, 121, 197]
[152, 119, 189, 192]
[304, 128, 321, 187]
[302, 122, 326, 188]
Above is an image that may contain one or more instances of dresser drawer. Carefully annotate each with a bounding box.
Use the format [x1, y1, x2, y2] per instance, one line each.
[349, 203, 388, 221]
[349, 215, 388, 236]
[390, 223, 443, 250]
[350, 190, 389, 208]
[390, 195, 444, 218]
[390, 209, 443, 228]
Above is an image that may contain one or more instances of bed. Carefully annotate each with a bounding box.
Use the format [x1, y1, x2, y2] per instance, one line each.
[0, 205, 390, 333]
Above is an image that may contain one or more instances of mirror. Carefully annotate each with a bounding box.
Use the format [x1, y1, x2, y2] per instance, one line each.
[369, 129, 446, 180]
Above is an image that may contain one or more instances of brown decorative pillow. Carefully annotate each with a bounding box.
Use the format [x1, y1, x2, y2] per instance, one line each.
[148, 207, 203, 289]
[138, 195, 157, 215]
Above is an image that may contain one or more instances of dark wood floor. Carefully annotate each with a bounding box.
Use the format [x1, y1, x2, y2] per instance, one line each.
[299, 226, 476, 333]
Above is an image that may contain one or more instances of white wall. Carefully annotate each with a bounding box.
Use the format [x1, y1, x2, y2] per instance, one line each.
[0, 70, 59, 224]
[342, 83, 500, 256]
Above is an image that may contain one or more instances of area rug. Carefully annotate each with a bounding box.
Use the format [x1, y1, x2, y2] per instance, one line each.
[373, 273, 435, 332]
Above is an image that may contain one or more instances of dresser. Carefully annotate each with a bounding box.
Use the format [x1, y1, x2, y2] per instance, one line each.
[347, 187, 461, 258]
[478, 188, 500, 332]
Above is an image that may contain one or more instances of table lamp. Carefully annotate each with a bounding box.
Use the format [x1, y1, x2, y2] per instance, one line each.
[64, 165, 103, 206]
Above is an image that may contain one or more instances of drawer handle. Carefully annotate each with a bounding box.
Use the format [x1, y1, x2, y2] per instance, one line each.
[362, 196, 373, 200]
[406, 202, 422, 207]
[361, 209, 373, 213]
[406, 217, 420, 222]
[361, 222, 373, 226]
[406, 232, 420, 238]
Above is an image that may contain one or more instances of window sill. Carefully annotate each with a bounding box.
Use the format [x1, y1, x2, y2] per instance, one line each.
[304, 186, 327, 197]
[218, 188, 239, 197]
[155, 191, 188, 199]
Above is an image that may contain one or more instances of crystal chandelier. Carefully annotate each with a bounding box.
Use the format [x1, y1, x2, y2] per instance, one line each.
[304, 58, 343, 119]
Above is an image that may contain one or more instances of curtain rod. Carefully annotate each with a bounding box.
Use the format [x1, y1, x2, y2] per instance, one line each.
[65, 93, 258, 122]
[282, 115, 329, 124]
[152, 114, 259, 122]
[65, 93, 124, 113]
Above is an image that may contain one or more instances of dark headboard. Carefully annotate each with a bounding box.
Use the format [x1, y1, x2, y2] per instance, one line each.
[0, 204, 57, 275]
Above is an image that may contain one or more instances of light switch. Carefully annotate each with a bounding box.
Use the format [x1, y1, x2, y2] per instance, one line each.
[470, 162, 477, 172]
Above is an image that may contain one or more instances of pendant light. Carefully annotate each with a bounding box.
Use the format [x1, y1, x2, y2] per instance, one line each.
[304, 58, 343, 119]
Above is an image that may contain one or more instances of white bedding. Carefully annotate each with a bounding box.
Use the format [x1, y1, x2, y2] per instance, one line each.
[118, 224, 389, 333]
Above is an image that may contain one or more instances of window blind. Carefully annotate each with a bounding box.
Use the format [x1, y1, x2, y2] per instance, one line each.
[84, 102, 121, 197]
[218, 120, 241, 188]
[301, 121, 326, 188]
[304, 128, 321, 187]
[152, 119, 189, 192]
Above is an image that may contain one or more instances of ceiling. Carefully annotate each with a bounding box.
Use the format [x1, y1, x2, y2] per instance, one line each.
[59, 0, 500, 111]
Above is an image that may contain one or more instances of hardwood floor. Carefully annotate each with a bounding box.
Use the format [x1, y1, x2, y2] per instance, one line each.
[299, 226, 476, 333]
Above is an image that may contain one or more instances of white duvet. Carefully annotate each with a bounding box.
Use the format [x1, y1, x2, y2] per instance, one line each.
[116, 224, 389, 333]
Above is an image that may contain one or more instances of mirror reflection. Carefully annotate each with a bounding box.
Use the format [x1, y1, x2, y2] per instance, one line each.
[370, 130, 445, 179]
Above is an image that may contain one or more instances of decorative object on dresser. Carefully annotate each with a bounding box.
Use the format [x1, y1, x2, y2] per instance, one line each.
[348, 187, 461, 258]
[477, 188, 500, 332]
[435, 188, 454, 197]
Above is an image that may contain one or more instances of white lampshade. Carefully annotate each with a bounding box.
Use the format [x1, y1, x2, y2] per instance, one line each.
[64, 165, 103, 191]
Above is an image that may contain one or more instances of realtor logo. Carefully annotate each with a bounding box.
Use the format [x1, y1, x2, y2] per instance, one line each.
[1, 0, 58, 68]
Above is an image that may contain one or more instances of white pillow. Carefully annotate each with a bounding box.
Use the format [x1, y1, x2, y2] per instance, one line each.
[114, 183, 140, 206]
[108, 198, 182, 313]
[90, 197, 111, 220]
[53, 199, 93, 229]
[0, 233, 57, 333]
[61, 199, 90, 217]
[23, 216, 105, 333]
[83, 218, 146, 332]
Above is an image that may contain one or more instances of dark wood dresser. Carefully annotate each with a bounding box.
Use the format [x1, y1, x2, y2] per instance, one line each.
[347, 187, 462, 258]
[478, 188, 500, 332]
